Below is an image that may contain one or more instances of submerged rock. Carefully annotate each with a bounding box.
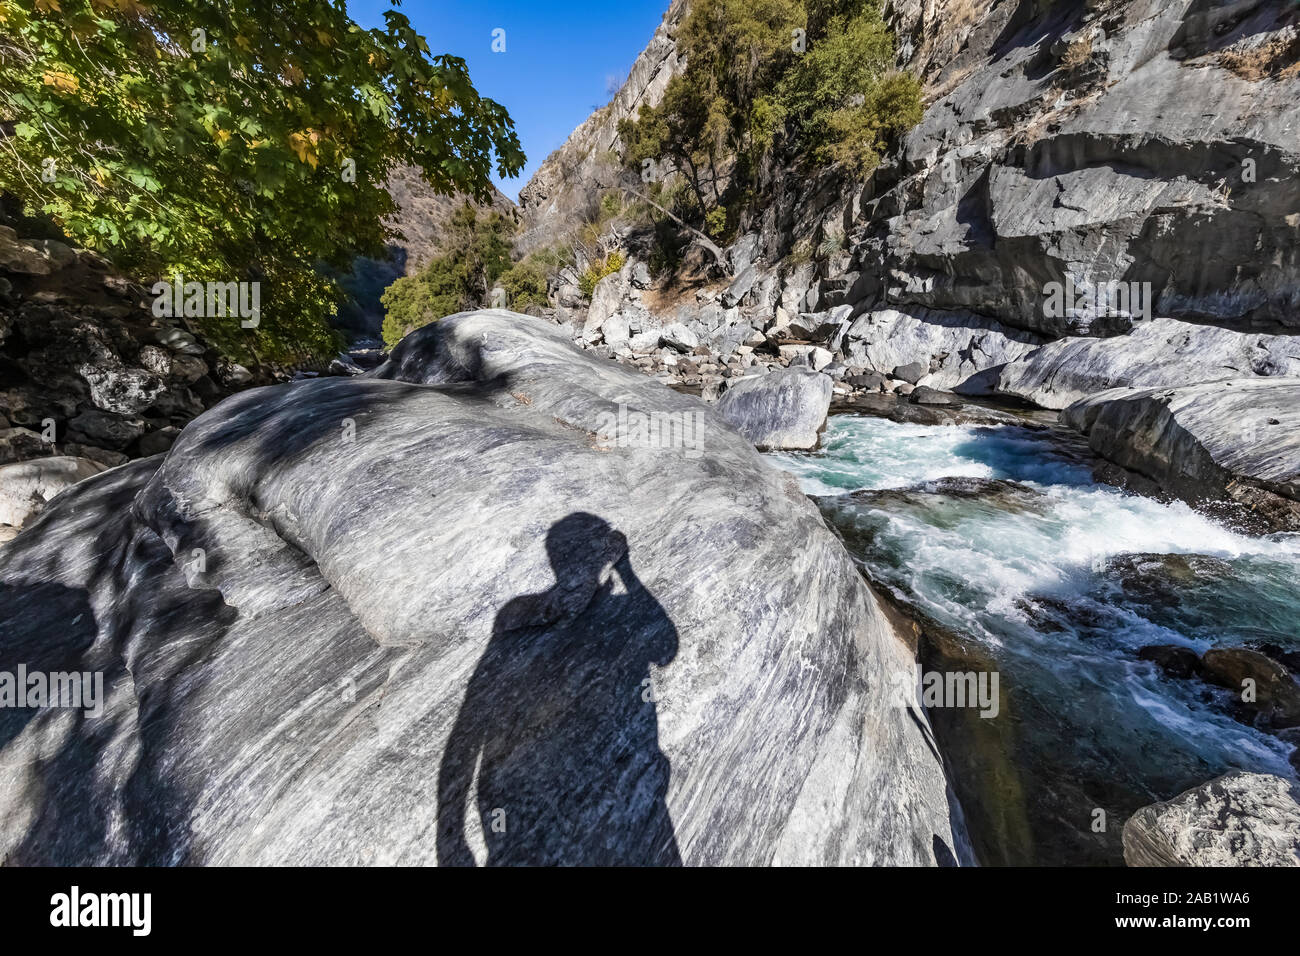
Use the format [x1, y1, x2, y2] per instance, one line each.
[1200, 647, 1300, 729]
[1108, 553, 1236, 609]
[833, 477, 1047, 518]
[0, 310, 966, 866]
[830, 392, 1027, 427]
[1137, 645, 1203, 681]
[909, 386, 956, 406]
[714, 366, 832, 451]
[1124, 772, 1300, 867]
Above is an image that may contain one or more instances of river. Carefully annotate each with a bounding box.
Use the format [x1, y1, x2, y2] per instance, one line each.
[770, 414, 1300, 865]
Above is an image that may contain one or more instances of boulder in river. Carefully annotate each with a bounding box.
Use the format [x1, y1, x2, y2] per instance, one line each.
[1137, 645, 1203, 681]
[0, 310, 967, 866]
[909, 386, 956, 406]
[1064, 378, 1300, 532]
[1123, 772, 1300, 867]
[714, 366, 832, 451]
[1200, 647, 1300, 729]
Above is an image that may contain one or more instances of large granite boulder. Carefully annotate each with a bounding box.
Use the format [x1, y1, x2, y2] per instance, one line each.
[1123, 772, 1300, 867]
[1063, 378, 1300, 531]
[0, 310, 967, 866]
[715, 367, 833, 451]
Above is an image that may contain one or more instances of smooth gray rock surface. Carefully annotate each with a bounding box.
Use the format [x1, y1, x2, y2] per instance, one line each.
[870, 0, 1300, 336]
[1064, 378, 1300, 530]
[0, 310, 967, 866]
[715, 367, 833, 451]
[1123, 772, 1300, 867]
[998, 319, 1300, 409]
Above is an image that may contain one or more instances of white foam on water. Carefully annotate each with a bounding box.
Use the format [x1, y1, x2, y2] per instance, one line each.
[770, 416, 1300, 784]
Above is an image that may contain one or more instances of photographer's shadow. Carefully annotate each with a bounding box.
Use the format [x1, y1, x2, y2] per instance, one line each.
[437, 512, 682, 866]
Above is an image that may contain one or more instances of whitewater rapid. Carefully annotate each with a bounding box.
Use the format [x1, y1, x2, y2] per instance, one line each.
[771, 415, 1300, 863]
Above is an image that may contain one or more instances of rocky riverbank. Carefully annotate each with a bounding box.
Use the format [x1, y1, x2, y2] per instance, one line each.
[511, 0, 1300, 535]
[0, 225, 267, 540]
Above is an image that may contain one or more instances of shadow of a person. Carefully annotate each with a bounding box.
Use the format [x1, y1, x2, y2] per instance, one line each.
[437, 512, 682, 866]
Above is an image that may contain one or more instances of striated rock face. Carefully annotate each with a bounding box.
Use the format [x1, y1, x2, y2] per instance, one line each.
[1123, 772, 1300, 866]
[715, 367, 833, 451]
[998, 319, 1300, 409]
[516, 0, 688, 253]
[520, 0, 1300, 418]
[867, 0, 1300, 336]
[825, 0, 1300, 405]
[0, 310, 968, 866]
[1063, 378, 1300, 531]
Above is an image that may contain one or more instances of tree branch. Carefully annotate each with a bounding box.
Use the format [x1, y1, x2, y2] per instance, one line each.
[597, 178, 731, 277]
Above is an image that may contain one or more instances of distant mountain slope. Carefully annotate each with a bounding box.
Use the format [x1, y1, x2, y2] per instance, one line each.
[339, 166, 516, 340]
[515, 0, 688, 254]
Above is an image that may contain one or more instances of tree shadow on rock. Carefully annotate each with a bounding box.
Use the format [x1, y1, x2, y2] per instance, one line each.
[437, 512, 682, 866]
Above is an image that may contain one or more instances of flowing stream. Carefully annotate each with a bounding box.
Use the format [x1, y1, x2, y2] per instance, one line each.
[771, 414, 1300, 865]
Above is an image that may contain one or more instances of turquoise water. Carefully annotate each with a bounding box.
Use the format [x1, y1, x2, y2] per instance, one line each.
[771, 416, 1300, 864]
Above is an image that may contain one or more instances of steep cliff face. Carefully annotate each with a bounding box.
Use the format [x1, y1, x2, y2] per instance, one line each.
[865, 0, 1300, 337]
[527, 0, 1300, 411]
[515, 0, 689, 254]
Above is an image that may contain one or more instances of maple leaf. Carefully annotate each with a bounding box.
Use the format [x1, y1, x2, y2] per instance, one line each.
[287, 131, 318, 168]
[42, 70, 80, 93]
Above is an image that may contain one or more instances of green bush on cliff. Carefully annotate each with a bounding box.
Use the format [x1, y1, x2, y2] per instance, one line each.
[578, 250, 626, 298]
[778, 7, 923, 172]
[380, 204, 515, 346]
[0, 0, 524, 366]
[497, 261, 549, 312]
[618, 0, 921, 232]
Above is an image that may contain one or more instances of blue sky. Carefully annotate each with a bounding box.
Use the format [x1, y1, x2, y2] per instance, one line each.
[348, 0, 670, 201]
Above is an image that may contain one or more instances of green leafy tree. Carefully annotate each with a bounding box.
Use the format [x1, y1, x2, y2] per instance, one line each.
[620, 0, 798, 217]
[778, 2, 922, 172]
[379, 203, 515, 346]
[0, 0, 524, 364]
[617, 0, 920, 231]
